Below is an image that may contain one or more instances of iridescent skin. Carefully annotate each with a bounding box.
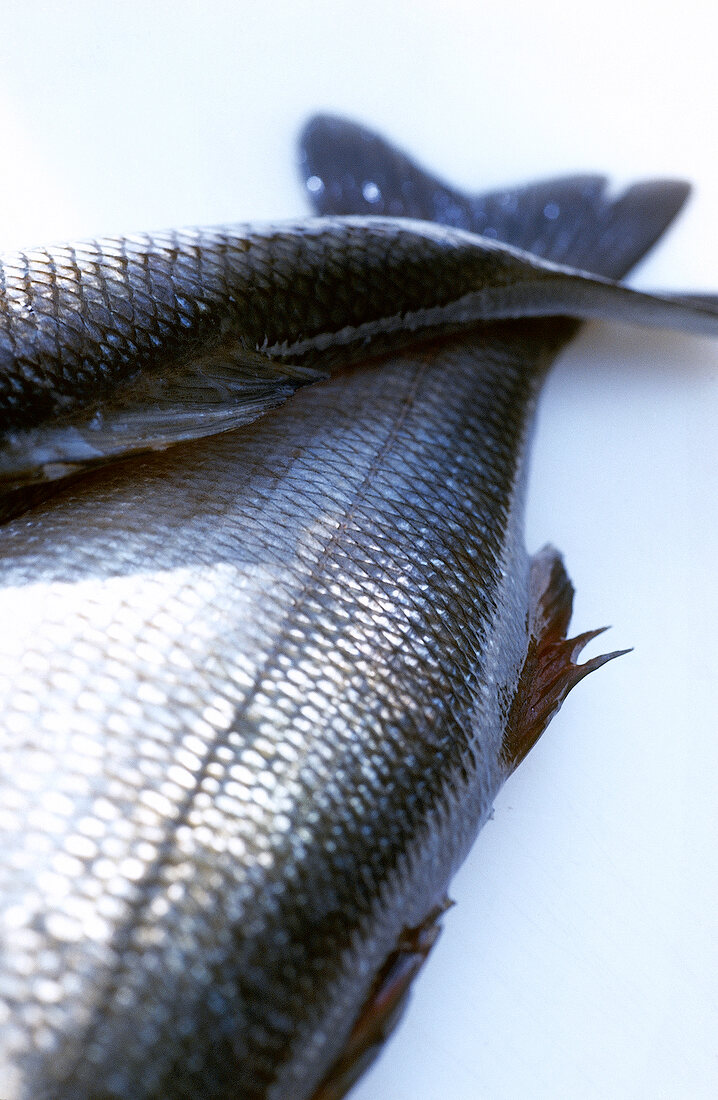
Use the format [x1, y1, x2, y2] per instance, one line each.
[0, 324, 556, 1098]
[2, 214, 718, 493]
[0, 117, 710, 1098]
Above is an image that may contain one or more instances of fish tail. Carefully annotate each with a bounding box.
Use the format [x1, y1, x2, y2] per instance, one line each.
[299, 115, 690, 280]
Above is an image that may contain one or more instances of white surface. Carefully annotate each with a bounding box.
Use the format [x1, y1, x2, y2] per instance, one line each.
[0, 3, 715, 1097]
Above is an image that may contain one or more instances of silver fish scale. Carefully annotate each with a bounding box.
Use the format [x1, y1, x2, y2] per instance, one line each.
[0, 324, 548, 1098]
[0, 218, 521, 434]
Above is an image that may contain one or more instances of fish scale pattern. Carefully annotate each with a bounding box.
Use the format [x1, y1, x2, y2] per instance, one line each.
[0, 218, 525, 434]
[0, 322, 558, 1099]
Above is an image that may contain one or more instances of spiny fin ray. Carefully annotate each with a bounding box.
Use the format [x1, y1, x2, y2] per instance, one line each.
[501, 546, 630, 773]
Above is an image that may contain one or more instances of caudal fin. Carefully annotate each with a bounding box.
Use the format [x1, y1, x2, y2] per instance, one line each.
[299, 114, 690, 281]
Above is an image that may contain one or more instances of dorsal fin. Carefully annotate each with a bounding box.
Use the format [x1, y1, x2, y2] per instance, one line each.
[501, 546, 630, 773]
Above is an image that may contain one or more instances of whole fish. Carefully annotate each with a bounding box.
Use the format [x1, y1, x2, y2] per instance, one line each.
[0, 118, 714, 1099]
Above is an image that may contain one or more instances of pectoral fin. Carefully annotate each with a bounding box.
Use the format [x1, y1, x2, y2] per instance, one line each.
[0, 344, 324, 491]
[501, 546, 630, 773]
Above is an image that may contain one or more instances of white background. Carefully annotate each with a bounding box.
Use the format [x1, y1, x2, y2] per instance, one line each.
[0, 3, 715, 1097]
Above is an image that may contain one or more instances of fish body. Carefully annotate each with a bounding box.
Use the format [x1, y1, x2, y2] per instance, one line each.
[3, 209, 718, 498]
[0, 324, 546, 1098]
[0, 119, 712, 1098]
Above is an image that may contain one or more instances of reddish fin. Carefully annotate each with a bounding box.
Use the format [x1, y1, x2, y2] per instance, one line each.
[311, 900, 453, 1100]
[501, 546, 630, 773]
